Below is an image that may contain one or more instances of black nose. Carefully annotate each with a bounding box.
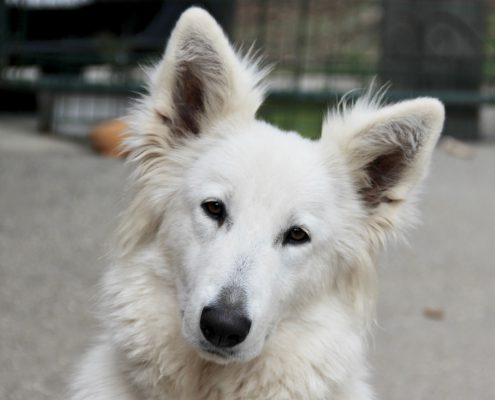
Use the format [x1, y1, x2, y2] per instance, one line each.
[200, 306, 251, 348]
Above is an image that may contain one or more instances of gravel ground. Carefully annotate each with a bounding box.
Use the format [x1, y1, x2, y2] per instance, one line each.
[1, 116, 494, 400]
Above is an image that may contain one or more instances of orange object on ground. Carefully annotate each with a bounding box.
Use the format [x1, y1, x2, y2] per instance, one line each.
[90, 119, 129, 158]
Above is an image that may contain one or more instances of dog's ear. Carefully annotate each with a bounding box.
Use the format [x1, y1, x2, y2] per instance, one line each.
[322, 97, 444, 236]
[145, 7, 266, 138]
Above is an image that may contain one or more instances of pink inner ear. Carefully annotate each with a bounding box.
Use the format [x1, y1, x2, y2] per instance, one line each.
[360, 149, 405, 207]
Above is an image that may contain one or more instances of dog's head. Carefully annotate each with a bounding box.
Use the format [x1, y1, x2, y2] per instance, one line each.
[121, 8, 444, 364]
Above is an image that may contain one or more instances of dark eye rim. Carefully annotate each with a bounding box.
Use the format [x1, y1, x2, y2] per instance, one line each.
[201, 200, 226, 223]
[283, 226, 311, 246]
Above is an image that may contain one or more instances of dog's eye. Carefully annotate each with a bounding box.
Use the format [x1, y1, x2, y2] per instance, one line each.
[283, 226, 310, 245]
[201, 200, 226, 223]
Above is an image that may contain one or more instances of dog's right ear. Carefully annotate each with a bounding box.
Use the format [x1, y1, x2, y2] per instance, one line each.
[141, 7, 266, 139]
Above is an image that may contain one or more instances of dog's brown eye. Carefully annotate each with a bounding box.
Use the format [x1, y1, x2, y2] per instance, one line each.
[201, 200, 226, 223]
[283, 226, 310, 245]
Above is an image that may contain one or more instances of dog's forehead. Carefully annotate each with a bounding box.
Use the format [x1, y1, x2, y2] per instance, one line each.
[187, 121, 336, 208]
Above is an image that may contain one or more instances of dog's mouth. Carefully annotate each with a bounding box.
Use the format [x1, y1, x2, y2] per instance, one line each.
[197, 342, 238, 363]
[203, 346, 233, 358]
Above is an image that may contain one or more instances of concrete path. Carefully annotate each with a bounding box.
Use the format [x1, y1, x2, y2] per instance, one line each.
[1, 116, 494, 400]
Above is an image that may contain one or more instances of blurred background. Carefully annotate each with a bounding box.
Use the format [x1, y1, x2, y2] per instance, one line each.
[0, 1, 494, 399]
[2, 0, 495, 140]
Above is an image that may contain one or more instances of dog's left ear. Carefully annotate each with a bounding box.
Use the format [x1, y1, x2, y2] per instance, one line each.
[322, 97, 444, 234]
[145, 7, 266, 138]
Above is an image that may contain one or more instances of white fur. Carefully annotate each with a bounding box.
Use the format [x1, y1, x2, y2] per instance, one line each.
[69, 7, 444, 400]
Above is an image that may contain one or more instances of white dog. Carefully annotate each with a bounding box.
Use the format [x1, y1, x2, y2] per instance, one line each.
[70, 7, 444, 400]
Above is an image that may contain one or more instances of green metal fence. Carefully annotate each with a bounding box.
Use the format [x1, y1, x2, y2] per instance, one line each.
[0, 0, 492, 139]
